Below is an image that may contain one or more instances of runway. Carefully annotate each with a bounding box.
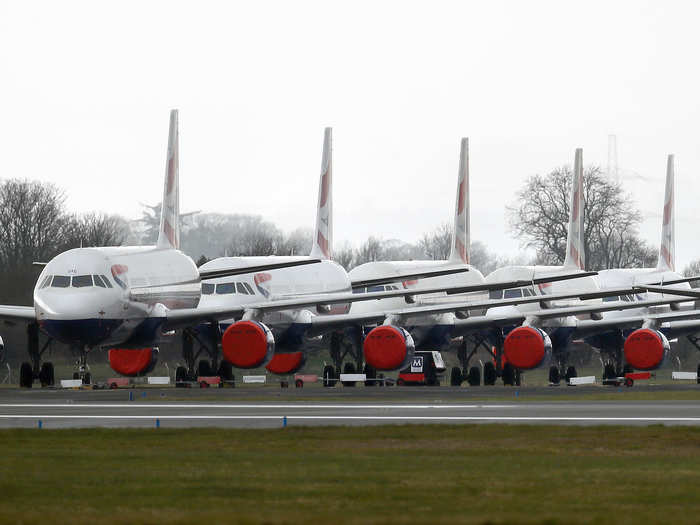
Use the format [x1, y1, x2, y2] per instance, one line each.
[1, 399, 699, 428]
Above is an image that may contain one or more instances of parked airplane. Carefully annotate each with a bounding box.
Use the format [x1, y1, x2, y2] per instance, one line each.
[0, 110, 333, 387]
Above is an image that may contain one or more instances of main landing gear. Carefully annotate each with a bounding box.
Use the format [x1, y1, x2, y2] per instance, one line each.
[453, 337, 521, 387]
[177, 325, 234, 384]
[19, 323, 55, 388]
[323, 330, 367, 387]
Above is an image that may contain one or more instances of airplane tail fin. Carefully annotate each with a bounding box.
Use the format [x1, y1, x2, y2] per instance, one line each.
[656, 154, 675, 272]
[563, 148, 585, 270]
[156, 109, 180, 250]
[309, 127, 333, 260]
[448, 138, 470, 264]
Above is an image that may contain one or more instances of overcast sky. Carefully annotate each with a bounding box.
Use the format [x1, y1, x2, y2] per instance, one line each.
[1, 1, 698, 268]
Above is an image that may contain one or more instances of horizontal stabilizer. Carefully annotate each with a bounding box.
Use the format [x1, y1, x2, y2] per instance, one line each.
[199, 259, 322, 280]
[351, 267, 468, 290]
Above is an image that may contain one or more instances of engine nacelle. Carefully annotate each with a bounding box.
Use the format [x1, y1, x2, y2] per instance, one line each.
[624, 328, 669, 371]
[503, 326, 552, 370]
[265, 352, 306, 375]
[108, 347, 159, 376]
[363, 325, 415, 371]
[221, 320, 275, 369]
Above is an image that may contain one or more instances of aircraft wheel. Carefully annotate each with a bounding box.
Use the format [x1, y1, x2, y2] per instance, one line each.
[548, 366, 560, 385]
[565, 366, 577, 382]
[483, 362, 496, 385]
[341, 363, 356, 387]
[73, 372, 80, 380]
[450, 366, 463, 386]
[82, 372, 92, 385]
[19, 362, 33, 388]
[603, 363, 615, 380]
[364, 364, 377, 386]
[175, 366, 187, 383]
[467, 366, 481, 386]
[197, 360, 212, 377]
[295, 379, 304, 388]
[39, 362, 54, 387]
[514, 368, 521, 386]
[397, 377, 405, 386]
[322, 365, 335, 387]
[502, 363, 515, 386]
[46, 362, 55, 386]
[697, 363, 700, 385]
[217, 361, 234, 381]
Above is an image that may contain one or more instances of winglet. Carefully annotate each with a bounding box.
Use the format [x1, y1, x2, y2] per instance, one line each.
[563, 148, 585, 270]
[656, 154, 675, 272]
[309, 127, 332, 260]
[157, 109, 180, 250]
[448, 138, 470, 264]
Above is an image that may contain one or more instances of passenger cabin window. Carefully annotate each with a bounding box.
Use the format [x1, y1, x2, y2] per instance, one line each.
[72, 275, 93, 288]
[489, 290, 503, 300]
[51, 275, 70, 288]
[202, 283, 215, 295]
[236, 282, 248, 295]
[504, 288, 523, 299]
[93, 274, 106, 288]
[216, 282, 236, 295]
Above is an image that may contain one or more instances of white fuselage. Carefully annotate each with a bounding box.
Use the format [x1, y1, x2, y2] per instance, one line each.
[197, 256, 350, 343]
[33, 246, 200, 348]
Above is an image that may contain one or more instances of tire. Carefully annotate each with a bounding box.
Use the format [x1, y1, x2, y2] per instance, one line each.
[341, 362, 356, 387]
[450, 366, 463, 386]
[73, 372, 80, 380]
[322, 365, 335, 387]
[197, 360, 212, 377]
[565, 366, 577, 383]
[217, 361, 234, 381]
[200, 380, 209, 388]
[175, 366, 187, 383]
[548, 366, 560, 385]
[110, 382, 118, 389]
[295, 379, 303, 388]
[697, 363, 700, 385]
[39, 363, 50, 387]
[83, 372, 92, 385]
[364, 364, 377, 387]
[625, 377, 634, 387]
[45, 362, 55, 386]
[514, 368, 522, 386]
[483, 362, 496, 386]
[19, 362, 33, 388]
[467, 366, 480, 386]
[603, 363, 616, 380]
[502, 363, 515, 386]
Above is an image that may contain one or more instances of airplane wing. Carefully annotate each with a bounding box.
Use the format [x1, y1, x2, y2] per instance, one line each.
[0, 305, 37, 324]
[199, 258, 323, 280]
[634, 285, 700, 299]
[306, 312, 388, 337]
[443, 271, 599, 295]
[575, 308, 700, 339]
[351, 266, 469, 289]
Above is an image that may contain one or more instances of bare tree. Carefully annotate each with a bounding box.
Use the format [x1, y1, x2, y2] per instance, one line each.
[508, 165, 655, 270]
[418, 222, 451, 260]
[60, 212, 128, 250]
[334, 241, 356, 270]
[355, 236, 384, 265]
[279, 227, 313, 256]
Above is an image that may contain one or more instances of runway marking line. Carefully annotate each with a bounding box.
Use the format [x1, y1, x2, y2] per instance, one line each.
[2, 415, 700, 422]
[0, 404, 518, 409]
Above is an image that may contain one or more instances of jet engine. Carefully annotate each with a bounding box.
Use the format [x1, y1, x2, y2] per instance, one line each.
[221, 320, 275, 368]
[265, 352, 306, 375]
[108, 348, 159, 376]
[503, 326, 552, 370]
[363, 325, 415, 371]
[623, 328, 670, 371]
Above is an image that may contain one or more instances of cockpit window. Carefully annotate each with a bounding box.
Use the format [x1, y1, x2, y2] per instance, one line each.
[51, 275, 70, 288]
[368, 285, 384, 293]
[602, 295, 619, 303]
[243, 283, 255, 295]
[93, 274, 106, 288]
[72, 275, 93, 288]
[489, 289, 503, 300]
[504, 288, 523, 299]
[216, 282, 236, 295]
[100, 275, 113, 288]
[202, 283, 215, 295]
[353, 287, 365, 294]
[40, 275, 52, 289]
[236, 282, 248, 295]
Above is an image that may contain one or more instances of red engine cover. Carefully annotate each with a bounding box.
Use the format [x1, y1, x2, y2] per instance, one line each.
[363, 325, 414, 371]
[108, 348, 156, 377]
[221, 320, 274, 368]
[265, 352, 305, 375]
[503, 326, 548, 370]
[624, 328, 667, 370]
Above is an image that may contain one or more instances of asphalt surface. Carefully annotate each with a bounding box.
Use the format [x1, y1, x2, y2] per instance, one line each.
[0, 384, 699, 428]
